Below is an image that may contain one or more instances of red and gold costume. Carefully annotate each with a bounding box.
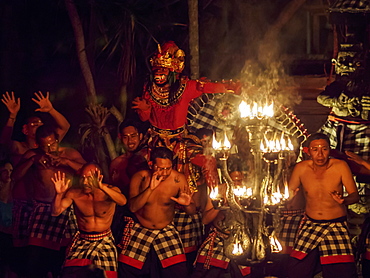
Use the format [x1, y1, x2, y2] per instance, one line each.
[135, 41, 238, 190]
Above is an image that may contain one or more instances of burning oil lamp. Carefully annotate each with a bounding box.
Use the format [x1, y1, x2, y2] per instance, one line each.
[212, 132, 231, 160]
[208, 93, 306, 265]
[210, 186, 225, 209]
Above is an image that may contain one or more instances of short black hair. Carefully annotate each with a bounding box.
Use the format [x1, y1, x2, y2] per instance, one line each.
[119, 119, 142, 134]
[306, 133, 330, 147]
[35, 125, 59, 145]
[150, 147, 173, 163]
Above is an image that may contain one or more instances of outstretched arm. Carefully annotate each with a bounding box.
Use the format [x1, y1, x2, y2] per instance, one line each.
[346, 151, 370, 170]
[51, 171, 73, 216]
[0, 91, 20, 145]
[32, 91, 70, 141]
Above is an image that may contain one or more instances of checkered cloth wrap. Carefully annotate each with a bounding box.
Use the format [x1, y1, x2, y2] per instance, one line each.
[173, 210, 204, 252]
[278, 209, 304, 253]
[27, 201, 75, 250]
[64, 229, 117, 273]
[187, 94, 222, 132]
[318, 119, 370, 160]
[62, 204, 78, 247]
[291, 215, 355, 264]
[12, 199, 33, 247]
[319, 119, 370, 193]
[195, 227, 250, 275]
[196, 227, 230, 269]
[118, 221, 186, 269]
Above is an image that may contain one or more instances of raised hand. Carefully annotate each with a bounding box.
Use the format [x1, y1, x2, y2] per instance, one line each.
[171, 192, 193, 206]
[86, 169, 104, 189]
[132, 97, 150, 111]
[32, 91, 54, 113]
[150, 171, 164, 190]
[1, 91, 20, 115]
[51, 171, 70, 194]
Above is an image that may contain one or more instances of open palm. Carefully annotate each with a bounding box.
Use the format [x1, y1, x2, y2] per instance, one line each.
[51, 171, 70, 194]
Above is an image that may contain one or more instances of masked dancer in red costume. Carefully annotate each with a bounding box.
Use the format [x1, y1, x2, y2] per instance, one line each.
[132, 41, 240, 192]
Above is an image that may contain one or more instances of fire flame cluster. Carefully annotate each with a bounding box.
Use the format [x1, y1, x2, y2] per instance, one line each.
[260, 131, 294, 153]
[232, 239, 244, 255]
[212, 133, 231, 150]
[239, 100, 274, 119]
[263, 184, 289, 205]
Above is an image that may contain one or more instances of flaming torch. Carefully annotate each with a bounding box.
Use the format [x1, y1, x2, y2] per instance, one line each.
[209, 94, 306, 265]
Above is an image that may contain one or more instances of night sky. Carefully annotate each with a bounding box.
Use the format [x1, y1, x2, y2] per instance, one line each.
[0, 0, 331, 150]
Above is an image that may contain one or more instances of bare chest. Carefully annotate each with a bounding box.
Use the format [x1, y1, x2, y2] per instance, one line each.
[300, 167, 342, 196]
[75, 193, 113, 216]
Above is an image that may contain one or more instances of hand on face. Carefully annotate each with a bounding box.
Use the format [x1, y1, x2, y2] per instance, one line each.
[85, 169, 104, 190]
[150, 171, 164, 190]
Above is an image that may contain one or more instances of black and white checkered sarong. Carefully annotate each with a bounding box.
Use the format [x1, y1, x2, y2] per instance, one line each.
[319, 119, 370, 160]
[195, 227, 250, 275]
[196, 227, 230, 268]
[64, 229, 117, 273]
[291, 215, 355, 264]
[118, 222, 186, 269]
[319, 119, 370, 195]
[12, 199, 33, 247]
[173, 210, 204, 252]
[28, 201, 75, 250]
[278, 209, 304, 253]
[187, 94, 223, 132]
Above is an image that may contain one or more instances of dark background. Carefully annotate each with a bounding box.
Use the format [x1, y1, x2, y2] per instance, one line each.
[0, 0, 333, 151]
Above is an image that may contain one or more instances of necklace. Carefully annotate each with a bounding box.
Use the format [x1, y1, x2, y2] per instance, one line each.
[149, 78, 187, 107]
[152, 84, 170, 98]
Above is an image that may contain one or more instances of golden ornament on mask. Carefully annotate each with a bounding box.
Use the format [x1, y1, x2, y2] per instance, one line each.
[150, 47, 185, 73]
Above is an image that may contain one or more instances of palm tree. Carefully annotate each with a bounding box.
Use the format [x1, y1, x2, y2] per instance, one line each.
[63, 0, 190, 173]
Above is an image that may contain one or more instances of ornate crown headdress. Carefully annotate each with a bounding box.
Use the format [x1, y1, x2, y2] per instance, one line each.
[150, 41, 185, 73]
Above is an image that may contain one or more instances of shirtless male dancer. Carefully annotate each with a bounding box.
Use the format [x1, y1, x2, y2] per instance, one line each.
[52, 164, 127, 278]
[117, 146, 196, 278]
[288, 133, 359, 278]
[13, 125, 86, 277]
